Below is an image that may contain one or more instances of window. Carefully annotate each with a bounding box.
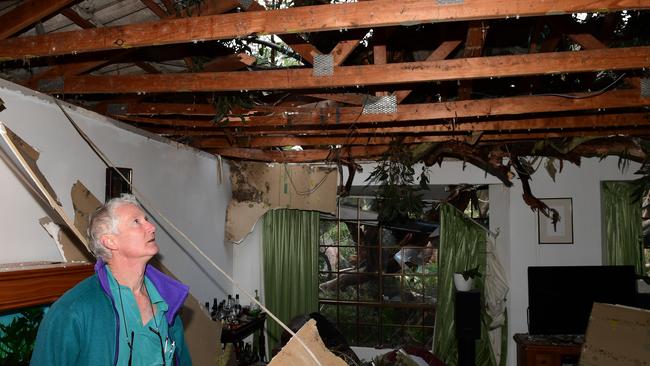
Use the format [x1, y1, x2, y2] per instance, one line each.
[318, 196, 438, 348]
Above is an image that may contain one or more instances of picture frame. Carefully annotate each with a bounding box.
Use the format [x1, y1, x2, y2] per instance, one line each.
[537, 198, 573, 244]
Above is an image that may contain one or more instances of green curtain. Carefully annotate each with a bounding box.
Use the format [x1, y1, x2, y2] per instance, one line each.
[602, 181, 644, 274]
[433, 204, 495, 366]
[262, 209, 320, 353]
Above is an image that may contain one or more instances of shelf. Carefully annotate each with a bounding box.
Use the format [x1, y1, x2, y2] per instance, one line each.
[0, 261, 94, 312]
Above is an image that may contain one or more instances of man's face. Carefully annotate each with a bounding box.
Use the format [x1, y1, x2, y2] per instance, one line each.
[110, 203, 158, 260]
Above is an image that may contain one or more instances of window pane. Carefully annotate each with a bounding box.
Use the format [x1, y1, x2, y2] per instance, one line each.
[316, 187, 482, 349]
[359, 306, 379, 324]
[357, 325, 378, 347]
[338, 323, 357, 345]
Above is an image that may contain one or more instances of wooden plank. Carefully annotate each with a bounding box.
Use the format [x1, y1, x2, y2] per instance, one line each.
[332, 39, 361, 66]
[209, 145, 389, 162]
[134, 61, 161, 73]
[99, 102, 218, 116]
[395, 39, 462, 102]
[0, 0, 79, 40]
[103, 79, 648, 127]
[0, 262, 94, 312]
[26, 0, 237, 86]
[458, 21, 487, 99]
[192, 125, 650, 148]
[47, 47, 650, 93]
[116, 115, 217, 127]
[568, 33, 606, 49]
[189, 112, 650, 144]
[140, 0, 169, 18]
[60, 7, 96, 29]
[2, 0, 648, 59]
[202, 53, 257, 72]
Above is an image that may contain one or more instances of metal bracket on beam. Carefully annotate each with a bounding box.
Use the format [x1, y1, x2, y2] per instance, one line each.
[106, 103, 129, 115]
[239, 0, 254, 10]
[437, 0, 464, 4]
[362, 95, 397, 115]
[641, 78, 650, 97]
[313, 54, 334, 76]
[37, 77, 64, 93]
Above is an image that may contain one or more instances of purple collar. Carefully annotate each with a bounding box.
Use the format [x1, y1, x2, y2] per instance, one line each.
[94, 258, 189, 324]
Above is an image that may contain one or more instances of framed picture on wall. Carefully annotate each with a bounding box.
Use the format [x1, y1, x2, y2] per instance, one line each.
[538, 198, 573, 244]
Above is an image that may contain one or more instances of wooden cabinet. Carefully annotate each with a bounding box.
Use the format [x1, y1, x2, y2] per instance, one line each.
[514, 333, 582, 366]
[0, 262, 94, 311]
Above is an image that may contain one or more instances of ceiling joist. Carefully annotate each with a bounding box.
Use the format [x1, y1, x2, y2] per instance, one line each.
[35, 47, 650, 93]
[1, 0, 649, 60]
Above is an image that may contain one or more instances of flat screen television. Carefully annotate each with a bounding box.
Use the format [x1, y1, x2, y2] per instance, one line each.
[527, 265, 637, 335]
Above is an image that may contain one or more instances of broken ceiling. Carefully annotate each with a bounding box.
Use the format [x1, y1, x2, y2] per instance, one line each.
[0, 0, 649, 179]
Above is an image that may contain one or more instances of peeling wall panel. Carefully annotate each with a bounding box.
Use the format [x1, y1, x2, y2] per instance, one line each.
[226, 161, 337, 242]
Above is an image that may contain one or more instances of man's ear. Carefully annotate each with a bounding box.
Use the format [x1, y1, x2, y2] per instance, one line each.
[100, 234, 118, 251]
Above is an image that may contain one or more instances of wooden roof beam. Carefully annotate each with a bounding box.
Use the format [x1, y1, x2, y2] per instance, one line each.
[2, 0, 648, 60]
[394, 39, 462, 103]
[208, 146, 389, 163]
[196, 112, 650, 141]
[0, 0, 79, 40]
[141, 0, 170, 18]
[191, 126, 650, 148]
[43, 46, 650, 93]
[26, 0, 241, 88]
[458, 21, 488, 99]
[101, 78, 649, 127]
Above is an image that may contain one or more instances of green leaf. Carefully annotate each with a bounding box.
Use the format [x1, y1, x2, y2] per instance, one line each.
[545, 158, 558, 182]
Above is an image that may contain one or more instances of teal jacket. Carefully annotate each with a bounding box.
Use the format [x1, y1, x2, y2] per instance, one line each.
[30, 259, 192, 365]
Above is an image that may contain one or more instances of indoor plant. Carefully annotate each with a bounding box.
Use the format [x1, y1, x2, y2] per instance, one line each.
[453, 265, 482, 292]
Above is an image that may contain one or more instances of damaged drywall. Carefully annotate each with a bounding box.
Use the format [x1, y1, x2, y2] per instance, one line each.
[226, 161, 338, 242]
[268, 319, 347, 366]
[2, 127, 91, 261]
[5, 126, 61, 206]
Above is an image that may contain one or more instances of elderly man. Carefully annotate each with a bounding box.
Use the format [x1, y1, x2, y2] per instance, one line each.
[31, 194, 192, 365]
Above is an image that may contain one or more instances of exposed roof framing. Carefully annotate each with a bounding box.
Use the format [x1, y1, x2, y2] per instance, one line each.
[0, 0, 649, 174]
[35, 46, 650, 93]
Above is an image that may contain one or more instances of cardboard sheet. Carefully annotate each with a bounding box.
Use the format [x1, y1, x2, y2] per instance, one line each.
[226, 161, 338, 242]
[579, 302, 650, 366]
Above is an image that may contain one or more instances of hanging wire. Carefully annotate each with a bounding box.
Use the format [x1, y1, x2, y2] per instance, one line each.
[50, 99, 323, 366]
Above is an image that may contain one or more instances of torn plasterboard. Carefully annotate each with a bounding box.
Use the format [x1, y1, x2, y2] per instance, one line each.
[39, 217, 92, 262]
[226, 161, 338, 242]
[36, 180, 100, 262]
[268, 319, 347, 366]
[0, 97, 5, 112]
[4, 127, 60, 206]
[71, 180, 102, 236]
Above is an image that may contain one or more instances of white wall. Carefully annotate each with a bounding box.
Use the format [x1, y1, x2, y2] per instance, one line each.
[0, 79, 233, 305]
[504, 157, 640, 365]
[233, 158, 641, 365]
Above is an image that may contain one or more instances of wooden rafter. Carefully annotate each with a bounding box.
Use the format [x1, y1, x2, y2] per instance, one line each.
[38, 47, 650, 93]
[188, 126, 650, 149]
[140, 0, 169, 18]
[208, 146, 389, 163]
[458, 21, 487, 99]
[183, 112, 650, 146]
[2, 0, 648, 60]
[105, 78, 648, 126]
[394, 39, 462, 103]
[0, 0, 79, 40]
[26, 0, 241, 88]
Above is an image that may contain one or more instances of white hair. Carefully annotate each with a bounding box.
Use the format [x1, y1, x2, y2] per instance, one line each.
[87, 194, 142, 261]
